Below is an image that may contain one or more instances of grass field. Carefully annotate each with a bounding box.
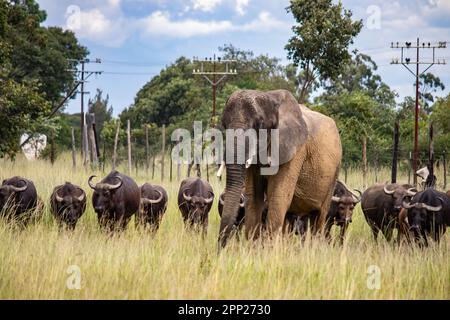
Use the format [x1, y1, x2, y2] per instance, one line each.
[0, 154, 449, 299]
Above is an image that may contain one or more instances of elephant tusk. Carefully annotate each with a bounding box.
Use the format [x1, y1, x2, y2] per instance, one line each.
[217, 161, 225, 177]
[245, 158, 252, 168]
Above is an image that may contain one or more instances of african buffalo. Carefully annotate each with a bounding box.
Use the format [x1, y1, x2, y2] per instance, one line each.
[50, 182, 86, 230]
[0, 176, 38, 224]
[361, 182, 417, 241]
[402, 188, 450, 245]
[324, 181, 361, 243]
[88, 170, 140, 231]
[178, 177, 214, 234]
[137, 183, 168, 231]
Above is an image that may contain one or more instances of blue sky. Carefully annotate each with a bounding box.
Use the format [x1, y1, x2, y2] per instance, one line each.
[37, 0, 450, 116]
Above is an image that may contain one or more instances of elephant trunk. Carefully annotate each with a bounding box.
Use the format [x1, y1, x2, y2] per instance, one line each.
[218, 163, 245, 249]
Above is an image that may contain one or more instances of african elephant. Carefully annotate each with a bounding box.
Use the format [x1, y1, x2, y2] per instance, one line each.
[219, 89, 342, 247]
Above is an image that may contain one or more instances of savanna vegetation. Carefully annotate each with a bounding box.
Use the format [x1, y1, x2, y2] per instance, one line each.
[0, 155, 448, 299]
[1, 0, 449, 300]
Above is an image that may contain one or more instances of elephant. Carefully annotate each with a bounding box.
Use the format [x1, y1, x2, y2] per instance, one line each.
[218, 89, 342, 248]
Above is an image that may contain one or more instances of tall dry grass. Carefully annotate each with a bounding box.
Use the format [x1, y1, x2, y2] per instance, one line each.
[0, 154, 448, 299]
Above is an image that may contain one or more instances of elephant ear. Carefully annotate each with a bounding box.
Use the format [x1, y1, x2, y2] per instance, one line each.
[267, 90, 308, 165]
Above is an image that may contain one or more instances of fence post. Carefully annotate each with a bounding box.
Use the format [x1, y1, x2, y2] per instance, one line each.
[145, 124, 149, 177]
[177, 138, 181, 181]
[50, 129, 55, 165]
[362, 136, 367, 189]
[429, 121, 434, 180]
[83, 113, 89, 167]
[169, 145, 173, 182]
[127, 120, 132, 176]
[408, 151, 412, 185]
[161, 125, 165, 182]
[443, 151, 447, 190]
[391, 120, 399, 183]
[134, 137, 138, 177]
[152, 155, 155, 180]
[87, 113, 98, 167]
[71, 128, 76, 169]
[112, 120, 120, 170]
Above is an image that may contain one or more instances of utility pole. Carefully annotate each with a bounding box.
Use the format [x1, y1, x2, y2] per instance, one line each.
[390, 39, 447, 185]
[68, 58, 102, 160]
[192, 55, 237, 178]
[192, 55, 238, 126]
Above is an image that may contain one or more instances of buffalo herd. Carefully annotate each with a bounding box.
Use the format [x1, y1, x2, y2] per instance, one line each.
[1, 169, 449, 247]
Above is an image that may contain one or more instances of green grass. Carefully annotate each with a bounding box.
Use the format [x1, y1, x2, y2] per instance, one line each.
[0, 153, 448, 299]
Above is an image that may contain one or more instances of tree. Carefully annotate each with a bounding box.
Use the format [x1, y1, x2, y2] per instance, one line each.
[0, 78, 50, 158]
[417, 73, 445, 113]
[285, 0, 362, 103]
[88, 89, 113, 145]
[319, 53, 397, 108]
[0, 0, 87, 157]
[431, 94, 450, 154]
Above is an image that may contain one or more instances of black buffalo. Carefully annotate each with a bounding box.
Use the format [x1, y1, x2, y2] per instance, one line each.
[137, 183, 168, 231]
[178, 177, 214, 234]
[361, 182, 417, 241]
[324, 181, 361, 243]
[0, 176, 38, 224]
[402, 188, 450, 245]
[89, 170, 140, 231]
[50, 182, 87, 230]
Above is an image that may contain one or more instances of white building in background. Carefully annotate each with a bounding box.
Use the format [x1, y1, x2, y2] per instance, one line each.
[20, 134, 47, 160]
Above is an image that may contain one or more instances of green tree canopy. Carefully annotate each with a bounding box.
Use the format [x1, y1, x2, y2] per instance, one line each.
[285, 0, 362, 102]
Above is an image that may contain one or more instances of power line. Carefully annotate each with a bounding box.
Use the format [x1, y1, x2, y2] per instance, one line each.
[390, 38, 447, 185]
[101, 71, 157, 75]
[192, 54, 238, 127]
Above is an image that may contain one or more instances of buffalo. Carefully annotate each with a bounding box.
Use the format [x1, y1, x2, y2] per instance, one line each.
[324, 181, 361, 243]
[137, 183, 168, 231]
[401, 188, 450, 245]
[178, 177, 214, 234]
[88, 170, 140, 231]
[50, 182, 87, 230]
[361, 182, 417, 241]
[0, 176, 38, 225]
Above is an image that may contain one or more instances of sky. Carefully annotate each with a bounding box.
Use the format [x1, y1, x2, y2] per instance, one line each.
[36, 0, 450, 116]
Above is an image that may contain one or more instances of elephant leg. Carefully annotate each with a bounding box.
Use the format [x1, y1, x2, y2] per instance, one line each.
[244, 168, 266, 241]
[265, 162, 300, 237]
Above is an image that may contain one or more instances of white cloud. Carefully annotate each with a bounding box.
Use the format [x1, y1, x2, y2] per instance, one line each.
[65, 7, 131, 47]
[141, 10, 232, 37]
[383, 14, 426, 29]
[236, 0, 250, 15]
[240, 11, 286, 31]
[141, 10, 286, 38]
[191, 0, 223, 12]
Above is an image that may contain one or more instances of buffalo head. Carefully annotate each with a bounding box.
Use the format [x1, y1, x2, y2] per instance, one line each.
[89, 175, 123, 213]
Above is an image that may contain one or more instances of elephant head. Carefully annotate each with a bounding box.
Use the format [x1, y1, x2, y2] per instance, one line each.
[218, 89, 308, 248]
